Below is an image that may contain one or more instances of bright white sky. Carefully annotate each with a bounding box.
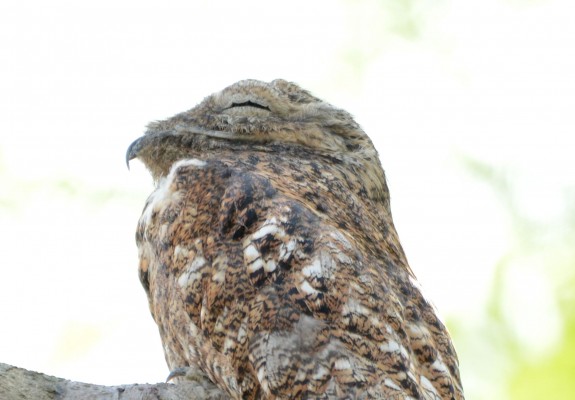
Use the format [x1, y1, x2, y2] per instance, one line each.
[0, 0, 573, 396]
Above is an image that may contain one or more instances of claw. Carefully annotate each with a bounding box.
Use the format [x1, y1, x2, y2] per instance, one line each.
[166, 367, 189, 382]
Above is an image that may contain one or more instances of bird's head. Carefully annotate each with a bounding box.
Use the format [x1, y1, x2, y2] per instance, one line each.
[127, 79, 388, 203]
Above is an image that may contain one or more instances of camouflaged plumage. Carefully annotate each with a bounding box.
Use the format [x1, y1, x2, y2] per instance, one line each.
[127, 79, 464, 399]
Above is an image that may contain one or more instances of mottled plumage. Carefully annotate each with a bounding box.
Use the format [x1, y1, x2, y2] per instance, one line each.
[127, 79, 464, 399]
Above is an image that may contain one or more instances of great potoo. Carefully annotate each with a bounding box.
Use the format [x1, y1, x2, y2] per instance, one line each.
[126, 79, 464, 399]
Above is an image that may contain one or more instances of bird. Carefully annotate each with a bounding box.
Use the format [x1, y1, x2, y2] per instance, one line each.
[126, 79, 464, 399]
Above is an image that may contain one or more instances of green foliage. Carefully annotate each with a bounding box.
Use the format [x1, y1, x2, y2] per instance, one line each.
[510, 307, 575, 398]
[461, 155, 575, 399]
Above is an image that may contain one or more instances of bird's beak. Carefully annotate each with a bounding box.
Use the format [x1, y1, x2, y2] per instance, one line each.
[126, 136, 144, 169]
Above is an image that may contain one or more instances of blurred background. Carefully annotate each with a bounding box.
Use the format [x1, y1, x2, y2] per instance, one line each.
[1, 1, 573, 398]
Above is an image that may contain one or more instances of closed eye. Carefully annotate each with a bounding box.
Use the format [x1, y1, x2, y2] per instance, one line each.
[228, 101, 270, 111]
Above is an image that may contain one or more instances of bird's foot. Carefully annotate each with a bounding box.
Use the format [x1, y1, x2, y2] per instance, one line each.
[166, 366, 230, 399]
[166, 366, 208, 383]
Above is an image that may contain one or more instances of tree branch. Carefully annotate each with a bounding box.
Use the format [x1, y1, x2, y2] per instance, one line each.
[0, 362, 228, 400]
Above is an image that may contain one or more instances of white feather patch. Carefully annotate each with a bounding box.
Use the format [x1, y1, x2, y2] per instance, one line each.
[334, 358, 351, 370]
[302, 258, 322, 278]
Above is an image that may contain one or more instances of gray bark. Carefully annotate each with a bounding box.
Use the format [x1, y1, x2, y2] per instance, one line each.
[0, 362, 228, 400]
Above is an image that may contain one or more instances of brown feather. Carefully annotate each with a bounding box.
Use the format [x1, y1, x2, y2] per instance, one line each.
[128, 79, 464, 399]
